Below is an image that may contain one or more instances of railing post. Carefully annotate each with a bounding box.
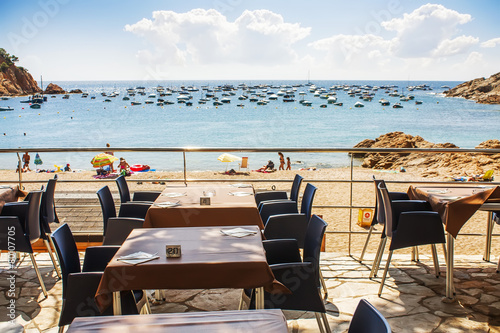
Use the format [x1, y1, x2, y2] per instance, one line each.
[183, 151, 187, 186]
[16, 152, 23, 190]
[348, 153, 353, 256]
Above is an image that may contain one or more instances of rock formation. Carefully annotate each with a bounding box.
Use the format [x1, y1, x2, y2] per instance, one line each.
[69, 89, 83, 94]
[0, 53, 41, 96]
[444, 72, 500, 104]
[44, 83, 65, 94]
[354, 132, 500, 177]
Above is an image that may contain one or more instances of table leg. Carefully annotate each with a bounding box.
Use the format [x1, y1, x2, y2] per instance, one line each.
[255, 287, 264, 309]
[113, 291, 122, 315]
[445, 233, 455, 301]
[484, 211, 494, 262]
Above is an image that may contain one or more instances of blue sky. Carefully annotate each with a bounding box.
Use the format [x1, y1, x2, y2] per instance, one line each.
[1, 0, 499, 81]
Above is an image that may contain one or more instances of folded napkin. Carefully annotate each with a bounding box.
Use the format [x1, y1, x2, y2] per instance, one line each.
[117, 251, 159, 265]
[154, 201, 180, 208]
[229, 183, 253, 188]
[228, 191, 253, 196]
[220, 227, 258, 238]
[162, 192, 186, 198]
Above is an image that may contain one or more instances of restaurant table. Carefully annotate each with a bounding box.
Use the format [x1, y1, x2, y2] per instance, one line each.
[95, 226, 285, 314]
[144, 184, 264, 229]
[66, 309, 288, 332]
[407, 185, 500, 300]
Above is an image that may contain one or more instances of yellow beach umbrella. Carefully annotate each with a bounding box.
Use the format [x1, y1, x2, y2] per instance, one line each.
[217, 153, 242, 163]
[91, 153, 118, 168]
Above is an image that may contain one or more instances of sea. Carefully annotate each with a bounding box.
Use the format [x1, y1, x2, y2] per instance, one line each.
[1, 80, 499, 172]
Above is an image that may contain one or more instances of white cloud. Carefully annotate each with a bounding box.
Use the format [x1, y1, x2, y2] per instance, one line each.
[125, 9, 311, 69]
[381, 3, 474, 58]
[481, 37, 500, 48]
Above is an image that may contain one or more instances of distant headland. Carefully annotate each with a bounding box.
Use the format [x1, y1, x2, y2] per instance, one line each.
[444, 72, 500, 104]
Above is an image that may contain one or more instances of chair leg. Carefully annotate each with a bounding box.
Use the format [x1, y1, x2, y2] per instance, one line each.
[314, 313, 326, 333]
[58, 326, 65, 333]
[319, 269, 328, 299]
[29, 253, 48, 298]
[44, 239, 62, 279]
[442, 243, 447, 263]
[378, 250, 393, 297]
[321, 313, 332, 333]
[411, 246, 420, 262]
[431, 244, 440, 277]
[359, 225, 374, 263]
[497, 256, 500, 273]
[370, 237, 386, 278]
[239, 289, 251, 310]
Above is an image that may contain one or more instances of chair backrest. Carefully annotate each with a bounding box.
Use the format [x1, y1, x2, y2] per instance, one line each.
[289, 174, 304, 202]
[300, 183, 317, 219]
[96, 186, 117, 236]
[26, 191, 43, 243]
[263, 213, 308, 248]
[51, 223, 81, 298]
[41, 177, 59, 232]
[373, 177, 387, 226]
[348, 299, 391, 333]
[103, 217, 144, 245]
[240, 157, 248, 169]
[378, 183, 394, 239]
[115, 175, 131, 203]
[303, 214, 327, 287]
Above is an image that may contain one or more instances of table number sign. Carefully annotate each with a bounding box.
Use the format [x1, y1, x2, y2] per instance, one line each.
[200, 196, 211, 205]
[166, 245, 182, 258]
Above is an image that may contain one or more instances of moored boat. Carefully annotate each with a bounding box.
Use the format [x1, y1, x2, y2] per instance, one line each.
[354, 102, 364, 108]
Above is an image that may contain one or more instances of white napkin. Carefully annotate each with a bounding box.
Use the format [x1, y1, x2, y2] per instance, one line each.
[229, 183, 253, 188]
[154, 201, 180, 207]
[117, 251, 159, 265]
[220, 227, 258, 238]
[228, 192, 253, 196]
[162, 192, 186, 198]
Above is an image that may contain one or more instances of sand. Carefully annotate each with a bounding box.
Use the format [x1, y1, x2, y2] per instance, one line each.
[2, 167, 498, 258]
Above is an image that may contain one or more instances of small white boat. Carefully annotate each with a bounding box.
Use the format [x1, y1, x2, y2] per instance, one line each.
[354, 102, 364, 108]
[0, 106, 14, 111]
[327, 96, 337, 104]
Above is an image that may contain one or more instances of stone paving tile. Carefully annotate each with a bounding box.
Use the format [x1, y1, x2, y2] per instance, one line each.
[4, 252, 500, 332]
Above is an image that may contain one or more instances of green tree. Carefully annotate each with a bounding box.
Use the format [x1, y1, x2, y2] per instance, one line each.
[0, 62, 9, 72]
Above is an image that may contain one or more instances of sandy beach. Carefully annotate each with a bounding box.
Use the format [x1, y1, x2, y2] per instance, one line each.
[2, 166, 498, 258]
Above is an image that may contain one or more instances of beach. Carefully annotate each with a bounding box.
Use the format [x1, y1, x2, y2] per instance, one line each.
[4, 166, 498, 258]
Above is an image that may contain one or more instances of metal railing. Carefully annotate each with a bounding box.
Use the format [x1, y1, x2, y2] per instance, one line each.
[2, 147, 499, 255]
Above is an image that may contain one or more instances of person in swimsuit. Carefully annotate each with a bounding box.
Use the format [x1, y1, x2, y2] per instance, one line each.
[22, 152, 31, 172]
[286, 157, 291, 170]
[278, 152, 285, 170]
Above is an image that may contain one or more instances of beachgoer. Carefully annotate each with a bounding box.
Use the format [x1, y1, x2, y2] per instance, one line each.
[286, 157, 291, 170]
[64, 163, 71, 172]
[105, 143, 116, 172]
[278, 152, 285, 170]
[22, 152, 31, 172]
[119, 157, 131, 176]
[257, 160, 275, 172]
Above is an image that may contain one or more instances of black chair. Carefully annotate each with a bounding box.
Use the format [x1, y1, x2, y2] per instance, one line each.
[259, 183, 317, 226]
[103, 217, 144, 245]
[115, 175, 161, 203]
[359, 177, 409, 264]
[251, 215, 330, 332]
[0, 191, 48, 297]
[369, 179, 433, 279]
[254, 174, 303, 207]
[377, 183, 445, 296]
[348, 299, 391, 333]
[51, 223, 142, 331]
[96, 186, 150, 236]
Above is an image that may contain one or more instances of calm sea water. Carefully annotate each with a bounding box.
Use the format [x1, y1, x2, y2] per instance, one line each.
[1, 80, 499, 172]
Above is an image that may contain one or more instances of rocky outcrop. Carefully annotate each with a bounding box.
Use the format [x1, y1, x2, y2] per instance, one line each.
[69, 89, 82, 94]
[444, 72, 500, 104]
[354, 132, 500, 177]
[44, 83, 65, 94]
[0, 54, 41, 96]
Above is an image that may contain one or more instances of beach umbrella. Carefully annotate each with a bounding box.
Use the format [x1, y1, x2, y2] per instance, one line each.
[90, 153, 118, 168]
[34, 153, 43, 170]
[217, 153, 242, 171]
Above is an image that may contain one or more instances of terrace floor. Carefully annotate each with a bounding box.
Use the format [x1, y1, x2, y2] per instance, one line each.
[2, 250, 500, 332]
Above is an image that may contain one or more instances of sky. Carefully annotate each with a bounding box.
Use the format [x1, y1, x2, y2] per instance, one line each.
[1, 0, 499, 81]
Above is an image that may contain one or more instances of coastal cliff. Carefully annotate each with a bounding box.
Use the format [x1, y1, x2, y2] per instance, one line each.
[354, 132, 500, 177]
[444, 72, 500, 104]
[0, 49, 41, 96]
